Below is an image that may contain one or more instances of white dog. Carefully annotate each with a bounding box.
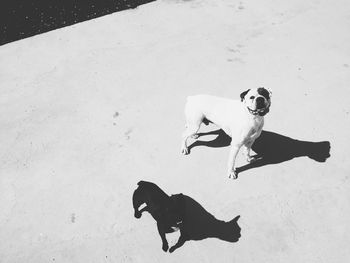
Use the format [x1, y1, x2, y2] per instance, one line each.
[181, 88, 272, 179]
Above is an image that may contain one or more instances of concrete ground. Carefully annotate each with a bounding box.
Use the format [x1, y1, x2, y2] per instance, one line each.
[1, 0, 349, 262]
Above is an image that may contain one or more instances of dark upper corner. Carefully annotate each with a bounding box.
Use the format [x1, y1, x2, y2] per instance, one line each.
[0, 0, 156, 46]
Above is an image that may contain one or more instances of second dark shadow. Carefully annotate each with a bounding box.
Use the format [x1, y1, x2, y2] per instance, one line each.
[188, 129, 331, 175]
[170, 194, 241, 252]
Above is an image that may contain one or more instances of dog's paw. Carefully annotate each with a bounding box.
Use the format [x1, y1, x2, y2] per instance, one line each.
[181, 147, 189, 155]
[228, 170, 238, 179]
[162, 243, 169, 252]
[169, 246, 176, 253]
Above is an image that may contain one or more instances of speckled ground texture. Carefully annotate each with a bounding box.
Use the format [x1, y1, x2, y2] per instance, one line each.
[0, 0, 349, 262]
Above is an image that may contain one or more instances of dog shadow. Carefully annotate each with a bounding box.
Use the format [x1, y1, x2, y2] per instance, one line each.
[188, 129, 232, 151]
[188, 129, 331, 175]
[171, 195, 241, 252]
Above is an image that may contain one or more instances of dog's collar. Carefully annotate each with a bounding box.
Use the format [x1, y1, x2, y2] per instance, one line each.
[247, 107, 267, 116]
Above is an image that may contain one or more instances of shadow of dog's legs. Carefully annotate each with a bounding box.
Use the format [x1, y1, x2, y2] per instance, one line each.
[236, 131, 331, 174]
[169, 230, 187, 253]
[157, 222, 169, 252]
[188, 129, 232, 153]
[185, 129, 331, 176]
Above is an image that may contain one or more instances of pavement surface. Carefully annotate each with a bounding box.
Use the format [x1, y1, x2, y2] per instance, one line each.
[1, 0, 349, 262]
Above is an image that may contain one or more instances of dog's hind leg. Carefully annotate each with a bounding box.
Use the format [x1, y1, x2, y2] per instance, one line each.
[181, 120, 202, 155]
[157, 222, 169, 252]
[181, 124, 200, 155]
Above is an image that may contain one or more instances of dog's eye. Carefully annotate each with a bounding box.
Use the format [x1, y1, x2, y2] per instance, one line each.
[250, 96, 255, 99]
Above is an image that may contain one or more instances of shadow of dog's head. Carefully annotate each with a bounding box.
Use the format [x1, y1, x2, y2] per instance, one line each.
[132, 181, 181, 222]
[133, 181, 163, 219]
[132, 181, 187, 253]
[132, 185, 145, 219]
[240, 87, 272, 116]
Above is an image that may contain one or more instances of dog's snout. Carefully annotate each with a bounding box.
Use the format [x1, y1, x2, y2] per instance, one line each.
[134, 210, 142, 218]
[256, 97, 265, 108]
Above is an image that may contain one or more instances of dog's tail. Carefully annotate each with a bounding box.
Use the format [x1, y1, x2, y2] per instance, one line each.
[230, 215, 240, 223]
[228, 215, 241, 242]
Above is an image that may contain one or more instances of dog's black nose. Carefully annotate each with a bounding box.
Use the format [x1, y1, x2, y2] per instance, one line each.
[256, 97, 265, 108]
[134, 211, 142, 218]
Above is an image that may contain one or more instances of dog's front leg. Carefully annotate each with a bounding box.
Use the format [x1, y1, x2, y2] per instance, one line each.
[245, 129, 262, 163]
[244, 142, 255, 163]
[157, 222, 169, 252]
[169, 230, 187, 253]
[228, 144, 241, 179]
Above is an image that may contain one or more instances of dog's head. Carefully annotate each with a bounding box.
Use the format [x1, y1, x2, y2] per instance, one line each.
[240, 87, 272, 116]
[132, 181, 170, 219]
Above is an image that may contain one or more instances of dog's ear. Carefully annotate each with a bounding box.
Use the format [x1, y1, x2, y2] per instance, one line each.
[240, 89, 250, 101]
[137, 180, 147, 186]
